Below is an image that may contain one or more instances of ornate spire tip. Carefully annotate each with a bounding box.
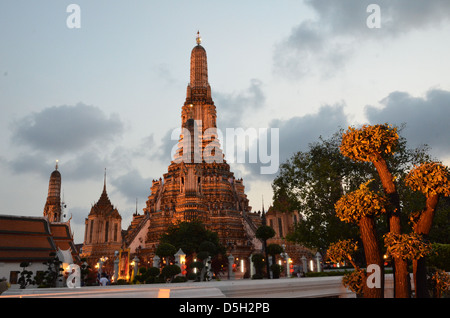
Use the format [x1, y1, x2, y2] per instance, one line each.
[196, 31, 202, 45]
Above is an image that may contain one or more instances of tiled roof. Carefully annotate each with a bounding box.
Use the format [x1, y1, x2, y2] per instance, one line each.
[0, 215, 78, 262]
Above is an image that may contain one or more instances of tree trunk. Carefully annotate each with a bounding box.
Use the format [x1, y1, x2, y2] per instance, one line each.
[413, 194, 439, 298]
[373, 158, 410, 298]
[263, 240, 270, 279]
[359, 216, 384, 298]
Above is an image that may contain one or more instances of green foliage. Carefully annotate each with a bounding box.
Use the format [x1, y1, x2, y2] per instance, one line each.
[155, 242, 177, 259]
[18, 262, 34, 289]
[273, 126, 434, 251]
[270, 264, 283, 279]
[266, 243, 284, 257]
[159, 220, 225, 256]
[255, 225, 275, 241]
[38, 253, 63, 288]
[428, 244, 450, 271]
[251, 254, 266, 279]
[161, 264, 181, 282]
[429, 197, 450, 243]
[133, 267, 161, 284]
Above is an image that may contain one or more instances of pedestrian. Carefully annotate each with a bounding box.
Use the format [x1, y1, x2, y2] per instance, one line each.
[99, 273, 109, 286]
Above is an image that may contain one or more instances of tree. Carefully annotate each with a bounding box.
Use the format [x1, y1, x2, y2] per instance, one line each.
[404, 162, 450, 297]
[251, 254, 266, 279]
[340, 124, 411, 298]
[327, 239, 365, 296]
[159, 220, 225, 257]
[18, 262, 34, 289]
[273, 124, 447, 297]
[274, 131, 372, 252]
[155, 243, 177, 267]
[334, 181, 387, 298]
[340, 124, 449, 298]
[39, 253, 63, 288]
[266, 243, 284, 278]
[275, 127, 430, 250]
[161, 264, 181, 283]
[255, 225, 275, 279]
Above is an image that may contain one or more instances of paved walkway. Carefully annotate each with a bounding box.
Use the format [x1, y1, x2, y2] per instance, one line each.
[0, 276, 356, 298]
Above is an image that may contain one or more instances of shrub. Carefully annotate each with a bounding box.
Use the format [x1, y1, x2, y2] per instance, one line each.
[161, 265, 181, 282]
[270, 264, 283, 279]
[428, 244, 450, 271]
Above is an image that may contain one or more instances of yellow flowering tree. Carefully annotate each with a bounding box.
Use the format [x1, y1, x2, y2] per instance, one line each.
[334, 182, 386, 298]
[430, 269, 450, 298]
[405, 162, 450, 297]
[340, 124, 450, 298]
[327, 239, 365, 296]
[341, 124, 410, 298]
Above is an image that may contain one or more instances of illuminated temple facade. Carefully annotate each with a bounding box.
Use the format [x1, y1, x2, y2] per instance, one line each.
[124, 33, 263, 264]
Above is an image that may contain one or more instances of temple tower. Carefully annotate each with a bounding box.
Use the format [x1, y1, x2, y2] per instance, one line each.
[82, 170, 122, 266]
[43, 160, 62, 222]
[143, 33, 262, 262]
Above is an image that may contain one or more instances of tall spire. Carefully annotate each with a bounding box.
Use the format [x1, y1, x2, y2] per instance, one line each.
[103, 168, 107, 192]
[190, 32, 208, 88]
[43, 162, 62, 222]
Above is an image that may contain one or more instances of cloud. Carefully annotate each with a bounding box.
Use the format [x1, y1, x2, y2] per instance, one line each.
[112, 169, 153, 209]
[239, 103, 350, 182]
[365, 88, 450, 159]
[11, 103, 124, 154]
[274, 0, 450, 79]
[214, 78, 266, 129]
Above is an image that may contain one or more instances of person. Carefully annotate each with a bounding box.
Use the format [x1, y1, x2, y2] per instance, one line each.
[99, 273, 109, 286]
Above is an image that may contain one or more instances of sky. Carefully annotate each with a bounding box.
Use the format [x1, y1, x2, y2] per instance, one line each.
[1, 1, 450, 244]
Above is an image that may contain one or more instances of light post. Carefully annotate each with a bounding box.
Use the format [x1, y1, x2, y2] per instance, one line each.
[281, 244, 291, 278]
[174, 249, 186, 276]
[315, 252, 322, 272]
[131, 256, 139, 282]
[113, 251, 119, 283]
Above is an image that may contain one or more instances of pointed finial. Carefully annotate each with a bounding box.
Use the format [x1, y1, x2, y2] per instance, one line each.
[103, 168, 107, 191]
[55, 159, 59, 170]
[262, 195, 265, 213]
[196, 31, 202, 45]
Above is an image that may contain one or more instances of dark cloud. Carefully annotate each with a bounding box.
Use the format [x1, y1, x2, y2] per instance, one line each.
[62, 151, 108, 181]
[274, 0, 450, 79]
[306, 0, 450, 35]
[11, 103, 124, 154]
[365, 88, 450, 159]
[215, 79, 265, 129]
[6, 152, 51, 177]
[150, 128, 178, 163]
[112, 169, 153, 205]
[241, 103, 350, 182]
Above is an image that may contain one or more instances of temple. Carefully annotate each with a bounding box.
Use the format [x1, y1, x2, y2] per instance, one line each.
[43, 160, 62, 222]
[124, 33, 263, 269]
[0, 163, 79, 286]
[81, 170, 123, 266]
